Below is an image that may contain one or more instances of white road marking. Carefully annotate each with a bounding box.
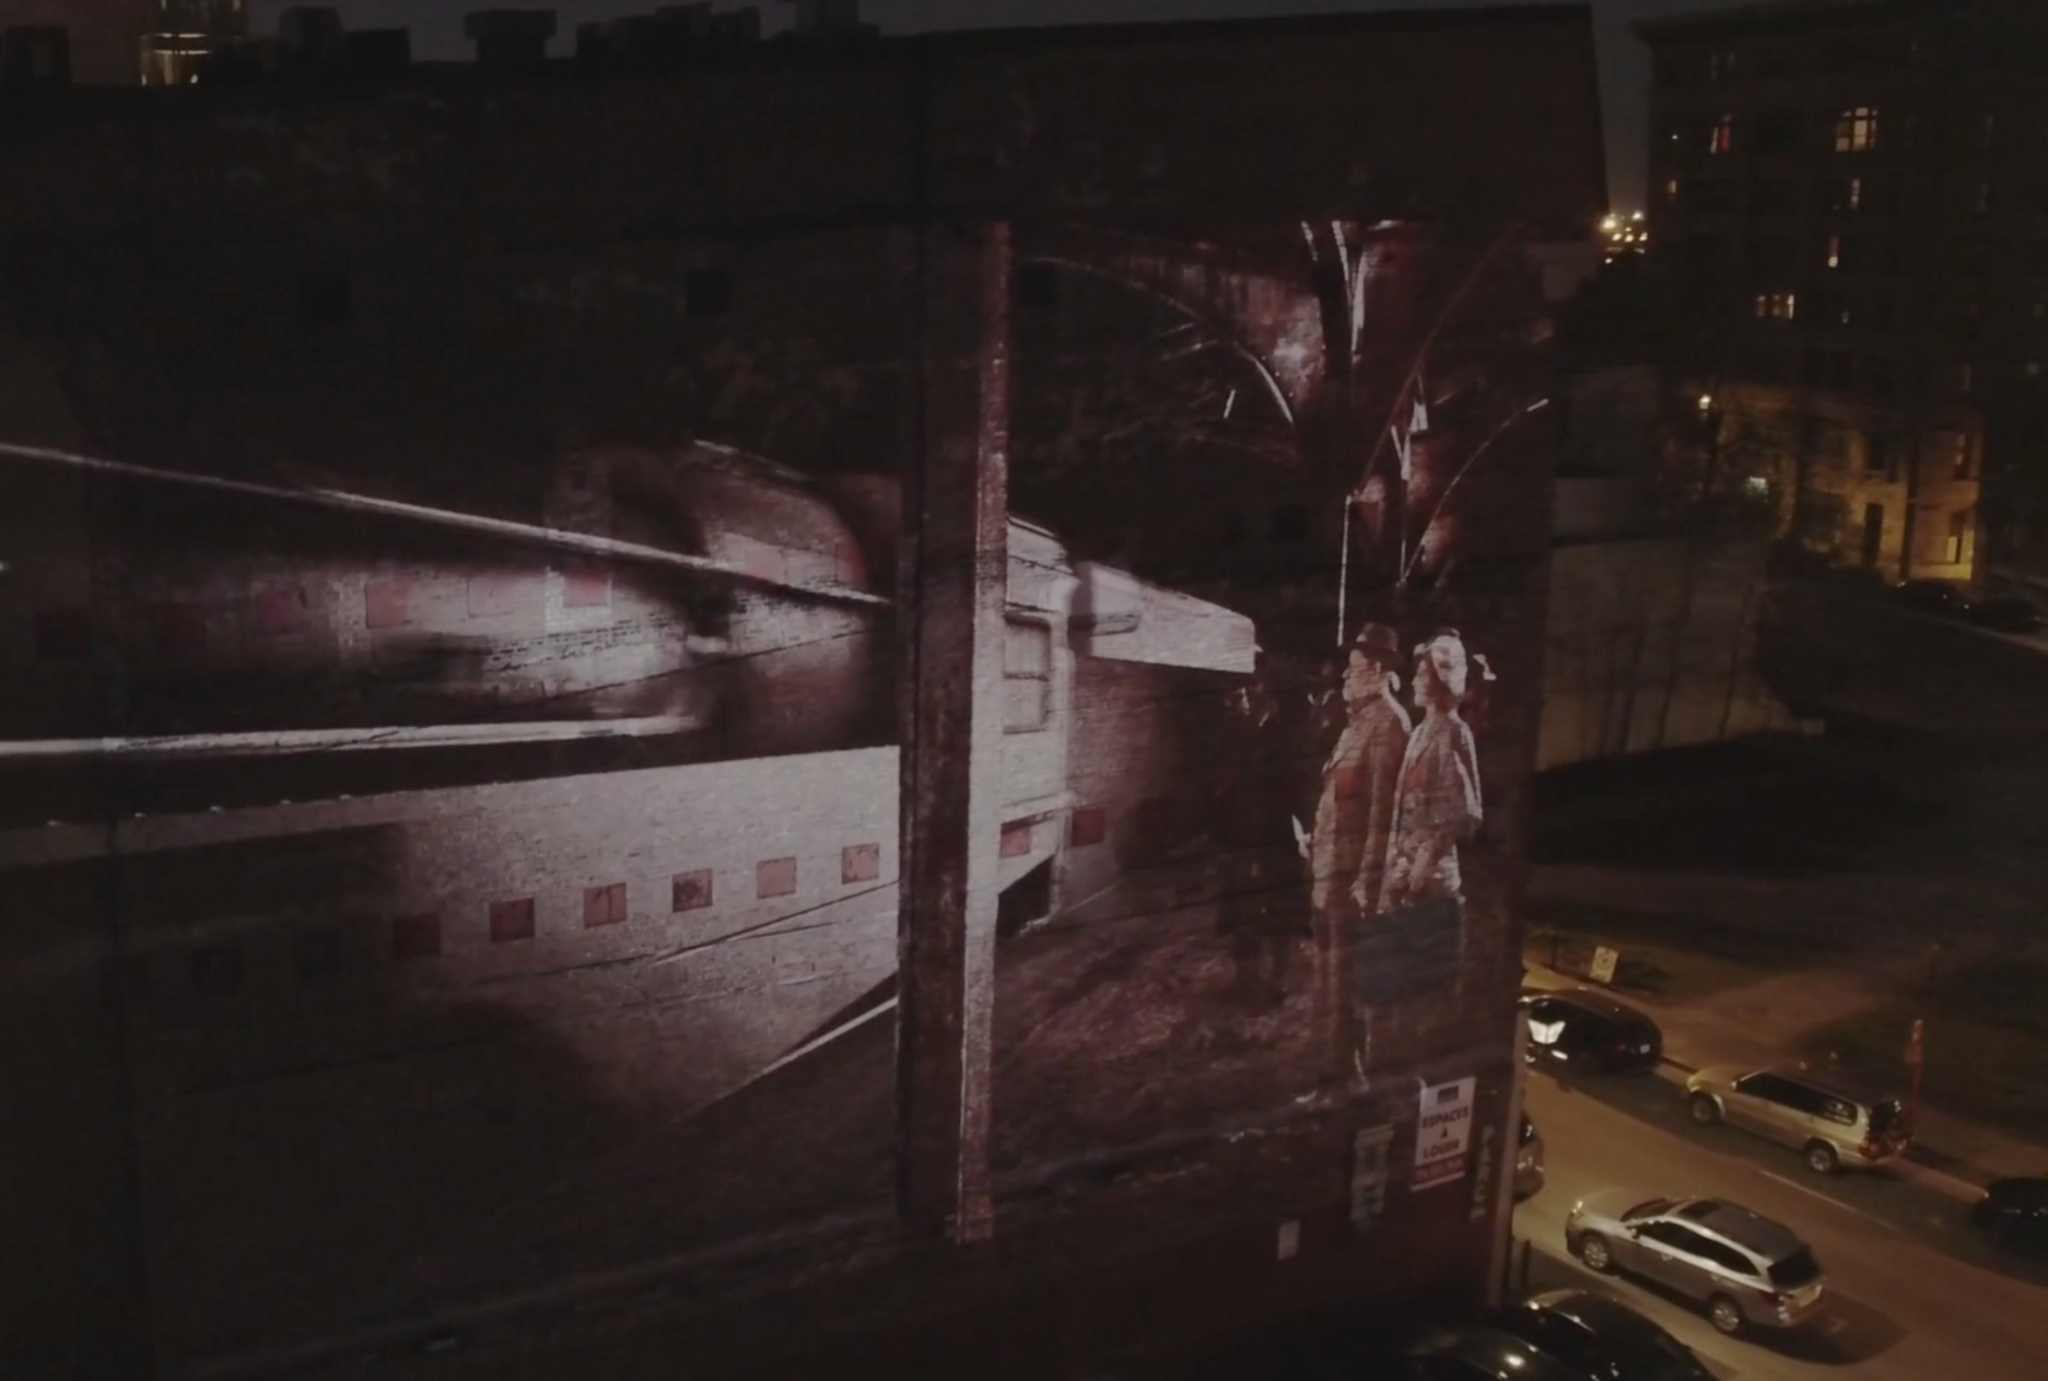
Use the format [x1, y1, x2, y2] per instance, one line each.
[1757, 1169, 1901, 1233]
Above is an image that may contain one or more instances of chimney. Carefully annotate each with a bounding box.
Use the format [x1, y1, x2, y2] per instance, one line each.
[1, 26, 71, 89]
[464, 10, 557, 68]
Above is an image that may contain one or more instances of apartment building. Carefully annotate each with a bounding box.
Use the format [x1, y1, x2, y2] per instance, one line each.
[1636, 0, 2048, 583]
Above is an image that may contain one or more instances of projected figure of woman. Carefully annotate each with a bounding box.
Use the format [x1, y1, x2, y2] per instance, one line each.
[1381, 629, 1484, 917]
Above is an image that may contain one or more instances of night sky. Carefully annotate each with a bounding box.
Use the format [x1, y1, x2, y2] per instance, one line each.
[250, 0, 1743, 211]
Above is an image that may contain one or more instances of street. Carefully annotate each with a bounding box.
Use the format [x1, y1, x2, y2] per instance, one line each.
[1516, 1067, 2048, 1381]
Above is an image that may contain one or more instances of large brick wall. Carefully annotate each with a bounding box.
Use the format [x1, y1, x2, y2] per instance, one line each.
[0, 11, 1604, 1379]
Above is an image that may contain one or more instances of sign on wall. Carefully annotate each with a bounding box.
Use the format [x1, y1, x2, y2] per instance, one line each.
[1413, 1077, 1477, 1191]
[1351, 1122, 1396, 1227]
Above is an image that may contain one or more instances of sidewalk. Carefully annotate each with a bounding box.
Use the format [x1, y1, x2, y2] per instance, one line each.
[1521, 957, 2048, 1197]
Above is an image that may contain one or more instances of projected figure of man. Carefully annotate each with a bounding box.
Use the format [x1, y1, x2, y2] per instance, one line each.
[1380, 628, 1484, 933]
[1304, 623, 1410, 1087]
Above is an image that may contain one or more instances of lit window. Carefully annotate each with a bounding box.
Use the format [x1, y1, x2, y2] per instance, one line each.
[1743, 476, 1770, 498]
[1826, 235, 1842, 269]
[1834, 106, 1880, 152]
[1709, 116, 1735, 155]
[1848, 177, 1862, 211]
[1663, 177, 1681, 206]
[1754, 292, 1797, 320]
[1947, 433, 1971, 478]
[1946, 509, 1972, 565]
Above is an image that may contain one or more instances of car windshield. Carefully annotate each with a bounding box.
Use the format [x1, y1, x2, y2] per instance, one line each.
[1768, 1248, 1822, 1288]
[1625, 1197, 1677, 1221]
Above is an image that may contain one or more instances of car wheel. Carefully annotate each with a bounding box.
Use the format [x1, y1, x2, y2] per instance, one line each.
[1577, 1232, 1614, 1273]
[1708, 1295, 1744, 1336]
[1688, 1094, 1722, 1126]
[1805, 1141, 1840, 1175]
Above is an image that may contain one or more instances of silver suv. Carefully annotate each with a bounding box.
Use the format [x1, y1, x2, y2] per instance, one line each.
[1565, 1192, 1827, 1335]
[1685, 1063, 1911, 1175]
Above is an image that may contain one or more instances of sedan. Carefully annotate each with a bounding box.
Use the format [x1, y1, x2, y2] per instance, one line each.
[1523, 990, 1664, 1076]
[1487, 1289, 1714, 1381]
[1406, 1325, 1585, 1381]
[1974, 1176, 2048, 1247]
[1895, 579, 1969, 618]
[1967, 595, 2046, 634]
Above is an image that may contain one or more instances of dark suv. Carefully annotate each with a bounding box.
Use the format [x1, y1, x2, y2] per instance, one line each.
[1522, 989, 1664, 1075]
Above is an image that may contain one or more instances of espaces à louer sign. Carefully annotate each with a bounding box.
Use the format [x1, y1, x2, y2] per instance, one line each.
[1413, 1076, 1478, 1191]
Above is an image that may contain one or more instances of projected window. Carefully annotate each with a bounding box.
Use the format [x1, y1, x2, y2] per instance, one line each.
[1004, 618, 1052, 733]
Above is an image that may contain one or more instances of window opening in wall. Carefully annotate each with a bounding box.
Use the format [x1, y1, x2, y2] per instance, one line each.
[1004, 618, 1052, 733]
[996, 859, 1054, 940]
[1947, 509, 1973, 565]
[1948, 433, 1972, 479]
[1663, 177, 1681, 207]
[1834, 106, 1879, 152]
[1709, 115, 1735, 155]
[1826, 235, 1842, 269]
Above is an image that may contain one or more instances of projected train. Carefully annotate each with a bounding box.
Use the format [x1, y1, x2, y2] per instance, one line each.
[0, 438, 1256, 1111]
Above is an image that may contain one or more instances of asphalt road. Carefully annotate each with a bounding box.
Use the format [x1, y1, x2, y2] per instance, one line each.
[1516, 1067, 2048, 1381]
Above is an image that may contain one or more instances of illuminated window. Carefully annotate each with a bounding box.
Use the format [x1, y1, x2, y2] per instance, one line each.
[1946, 509, 1972, 565]
[1004, 618, 1052, 733]
[1709, 116, 1735, 155]
[1663, 177, 1681, 207]
[1753, 292, 1796, 320]
[1944, 433, 1971, 478]
[1826, 235, 1842, 269]
[1834, 106, 1880, 152]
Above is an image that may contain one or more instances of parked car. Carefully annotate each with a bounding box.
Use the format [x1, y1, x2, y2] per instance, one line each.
[1894, 578, 1970, 618]
[1565, 1192, 1826, 1336]
[1515, 1114, 1546, 1202]
[1523, 989, 1664, 1075]
[1406, 1325, 1584, 1381]
[1487, 1288, 1715, 1381]
[1973, 1176, 2048, 1247]
[1685, 1063, 1911, 1174]
[1966, 595, 2046, 634]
